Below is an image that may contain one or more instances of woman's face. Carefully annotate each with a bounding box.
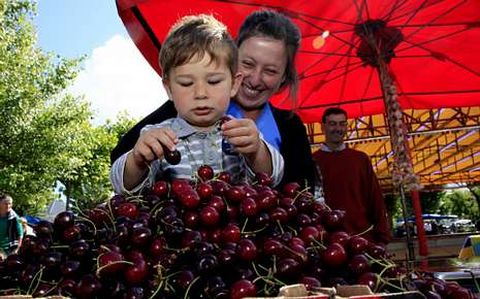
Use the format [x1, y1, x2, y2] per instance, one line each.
[235, 36, 287, 111]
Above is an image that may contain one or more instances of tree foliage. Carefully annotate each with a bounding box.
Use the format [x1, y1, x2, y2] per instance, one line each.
[0, 0, 136, 214]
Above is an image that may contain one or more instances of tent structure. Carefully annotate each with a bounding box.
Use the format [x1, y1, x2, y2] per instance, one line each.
[307, 107, 480, 192]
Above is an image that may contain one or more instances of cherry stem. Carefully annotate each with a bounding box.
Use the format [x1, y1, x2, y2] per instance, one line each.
[183, 276, 201, 299]
[27, 266, 45, 295]
[241, 217, 249, 233]
[354, 225, 374, 237]
[276, 220, 284, 234]
[95, 260, 134, 277]
[76, 215, 98, 236]
[148, 280, 164, 299]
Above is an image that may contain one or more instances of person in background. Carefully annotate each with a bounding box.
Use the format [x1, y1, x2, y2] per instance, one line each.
[312, 107, 391, 244]
[0, 193, 23, 259]
[110, 14, 284, 194]
[110, 10, 316, 192]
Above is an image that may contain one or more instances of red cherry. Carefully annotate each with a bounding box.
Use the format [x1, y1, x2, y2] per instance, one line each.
[124, 258, 148, 286]
[178, 191, 201, 209]
[162, 145, 181, 165]
[152, 180, 169, 197]
[225, 186, 245, 203]
[322, 242, 347, 267]
[357, 272, 379, 291]
[348, 235, 370, 255]
[200, 206, 220, 227]
[230, 279, 256, 299]
[282, 182, 301, 197]
[221, 223, 241, 243]
[300, 276, 322, 291]
[328, 231, 351, 246]
[97, 251, 125, 276]
[255, 172, 272, 186]
[348, 254, 371, 276]
[300, 226, 320, 245]
[240, 197, 258, 217]
[117, 202, 139, 219]
[208, 195, 226, 213]
[236, 239, 257, 261]
[196, 182, 213, 200]
[217, 171, 231, 183]
[322, 209, 346, 230]
[197, 165, 214, 181]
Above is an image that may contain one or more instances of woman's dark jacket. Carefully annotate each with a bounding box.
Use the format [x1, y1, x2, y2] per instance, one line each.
[110, 101, 316, 191]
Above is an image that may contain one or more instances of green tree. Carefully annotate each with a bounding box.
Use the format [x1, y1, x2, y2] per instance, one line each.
[438, 189, 479, 220]
[0, 0, 138, 214]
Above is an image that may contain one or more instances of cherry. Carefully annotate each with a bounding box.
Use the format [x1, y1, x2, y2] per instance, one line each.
[34, 220, 54, 237]
[300, 276, 322, 291]
[348, 254, 371, 276]
[130, 226, 152, 247]
[322, 209, 346, 230]
[172, 270, 195, 289]
[62, 225, 82, 243]
[183, 210, 200, 229]
[151, 180, 169, 197]
[197, 253, 219, 274]
[357, 272, 378, 291]
[221, 223, 241, 243]
[200, 206, 220, 227]
[178, 190, 201, 209]
[269, 207, 289, 223]
[149, 237, 166, 257]
[255, 172, 272, 186]
[328, 231, 350, 246]
[276, 257, 301, 279]
[236, 239, 257, 261]
[54, 211, 75, 230]
[240, 197, 258, 217]
[197, 165, 214, 181]
[217, 171, 231, 183]
[162, 144, 181, 165]
[348, 235, 370, 255]
[299, 226, 320, 245]
[75, 274, 102, 299]
[97, 250, 125, 276]
[124, 258, 148, 286]
[225, 186, 245, 203]
[60, 260, 81, 277]
[322, 242, 347, 267]
[196, 182, 214, 200]
[283, 182, 301, 197]
[209, 195, 226, 213]
[117, 202, 139, 219]
[230, 279, 257, 299]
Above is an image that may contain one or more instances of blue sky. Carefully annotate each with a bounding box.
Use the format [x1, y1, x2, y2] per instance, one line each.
[34, 0, 167, 124]
[35, 1, 125, 58]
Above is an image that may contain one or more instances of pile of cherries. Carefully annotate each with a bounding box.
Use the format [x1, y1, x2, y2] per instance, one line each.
[0, 165, 475, 298]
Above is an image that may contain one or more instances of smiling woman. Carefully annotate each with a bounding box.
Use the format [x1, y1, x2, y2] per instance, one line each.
[110, 10, 317, 192]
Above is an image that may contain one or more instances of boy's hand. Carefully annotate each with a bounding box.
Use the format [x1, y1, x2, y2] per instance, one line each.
[130, 127, 178, 168]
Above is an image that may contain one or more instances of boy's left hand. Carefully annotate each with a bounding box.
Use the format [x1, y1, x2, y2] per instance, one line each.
[221, 118, 262, 155]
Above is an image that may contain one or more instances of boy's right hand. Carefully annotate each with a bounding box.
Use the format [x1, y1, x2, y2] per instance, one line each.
[130, 127, 178, 168]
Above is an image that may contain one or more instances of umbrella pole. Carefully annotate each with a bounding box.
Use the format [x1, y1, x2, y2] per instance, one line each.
[400, 185, 415, 266]
[375, 58, 429, 258]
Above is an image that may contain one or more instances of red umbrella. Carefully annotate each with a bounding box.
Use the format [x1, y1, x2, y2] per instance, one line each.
[116, 0, 480, 258]
[116, 0, 480, 122]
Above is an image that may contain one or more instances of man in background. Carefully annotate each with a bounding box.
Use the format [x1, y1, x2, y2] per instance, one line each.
[313, 107, 391, 244]
[0, 193, 23, 259]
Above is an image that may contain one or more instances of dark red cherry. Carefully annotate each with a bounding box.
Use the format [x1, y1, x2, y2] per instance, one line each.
[152, 180, 169, 197]
[197, 165, 214, 181]
[230, 279, 256, 299]
[54, 211, 75, 229]
[162, 144, 181, 165]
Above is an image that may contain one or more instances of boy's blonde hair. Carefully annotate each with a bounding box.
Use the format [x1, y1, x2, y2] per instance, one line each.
[159, 14, 238, 79]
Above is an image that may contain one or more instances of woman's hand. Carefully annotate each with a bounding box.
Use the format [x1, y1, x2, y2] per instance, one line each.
[221, 118, 261, 156]
[221, 118, 272, 174]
